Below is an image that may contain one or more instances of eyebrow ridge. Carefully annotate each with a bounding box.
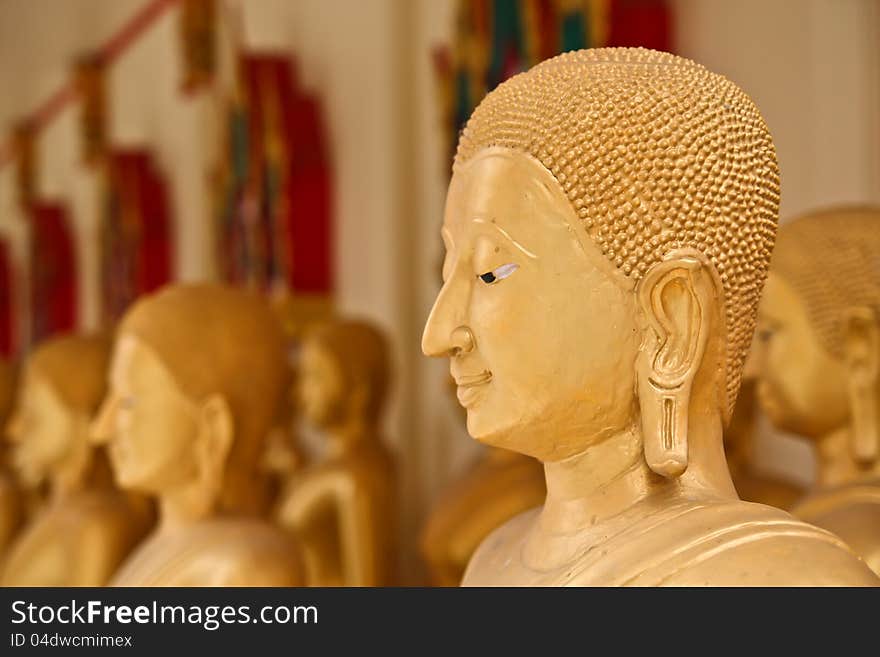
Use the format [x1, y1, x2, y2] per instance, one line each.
[473, 217, 538, 259]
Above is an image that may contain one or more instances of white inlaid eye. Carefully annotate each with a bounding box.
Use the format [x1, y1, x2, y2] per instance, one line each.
[477, 263, 519, 284]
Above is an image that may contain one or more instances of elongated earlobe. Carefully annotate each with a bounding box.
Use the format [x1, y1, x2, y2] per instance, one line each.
[639, 385, 689, 477]
[636, 251, 715, 477]
[194, 394, 234, 510]
[843, 307, 880, 464]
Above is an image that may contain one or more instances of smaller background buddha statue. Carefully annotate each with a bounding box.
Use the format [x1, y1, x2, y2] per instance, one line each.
[755, 206, 880, 574]
[92, 284, 305, 586]
[276, 318, 397, 586]
[260, 293, 336, 514]
[1, 334, 153, 586]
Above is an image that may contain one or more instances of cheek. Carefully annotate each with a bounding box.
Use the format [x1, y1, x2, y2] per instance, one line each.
[37, 419, 71, 461]
[124, 406, 190, 472]
[474, 271, 637, 417]
[764, 334, 846, 429]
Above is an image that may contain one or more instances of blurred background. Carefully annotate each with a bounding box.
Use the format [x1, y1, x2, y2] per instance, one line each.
[0, 0, 877, 582]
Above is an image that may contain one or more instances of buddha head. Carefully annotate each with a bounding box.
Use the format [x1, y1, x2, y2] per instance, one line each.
[754, 207, 880, 463]
[298, 319, 389, 437]
[422, 48, 780, 478]
[8, 334, 110, 487]
[91, 284, 288, 515]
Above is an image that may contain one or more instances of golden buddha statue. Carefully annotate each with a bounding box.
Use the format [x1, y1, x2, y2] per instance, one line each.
[754, 206, 880, 574]
[0, 358, 22, 564]
[260, 417, 307, 510]
[259, 292, 335, 510]
[421, 48, 878, 586]
[92, 284, 305, 586]
[276, 319, 396, 586]
[420, 376, 545, 586]
[724, 379, 804, 508]
[1, 335, 153, 586]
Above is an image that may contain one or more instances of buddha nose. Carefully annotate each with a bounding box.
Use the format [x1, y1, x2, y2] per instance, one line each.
[422, 277, 473, 358]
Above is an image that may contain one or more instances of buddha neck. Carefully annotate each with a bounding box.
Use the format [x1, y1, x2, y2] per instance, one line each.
[814, 426, 879, 489]
[157, 476, 217, 532]
[538, 425, 659, 536]
[723, 433, 752, 480]
[524, 409, 734, 569]
[722, 381, 758, 480]
[48, 439, 93, 501]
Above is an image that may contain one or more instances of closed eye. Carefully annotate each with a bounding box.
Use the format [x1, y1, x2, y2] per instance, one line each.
[477, 263, 518, 285]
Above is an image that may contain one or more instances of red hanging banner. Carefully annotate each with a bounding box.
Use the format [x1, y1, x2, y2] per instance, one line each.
[29, 203, 77, 344]
[100, 150, 173, 323]
[214, 54, 332, 297]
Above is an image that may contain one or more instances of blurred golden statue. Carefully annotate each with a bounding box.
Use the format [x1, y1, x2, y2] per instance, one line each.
[724, 380, 804, 508]
[0, 359, 22, 564]
[1, 335, 152, 586]
[422, 48, 878, 586]
[260, 421, 307, 510]
[420, 377, 545, 586]
[259, 292, 335, 507]
[276, 319, 397, 586]
[755, 206, 880, 574]
[92, 284, 305, 586]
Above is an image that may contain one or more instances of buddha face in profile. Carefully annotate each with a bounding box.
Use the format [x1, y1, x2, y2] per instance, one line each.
[754, 207, 880, 458]
[93, 335, 202, 491]
[8, 374, 74, 486]
[299, 338, 346, 430]
[91, 284, 289, 514]
[422, 48, 780, 475]
[297, 320, 389, 434]
[755, 274, 850, 438]
[8, 335, 110, 487]
[423, 149, 639, 461]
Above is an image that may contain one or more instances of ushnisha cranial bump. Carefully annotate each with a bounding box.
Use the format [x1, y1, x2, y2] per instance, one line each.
[454, 47, 781, 419]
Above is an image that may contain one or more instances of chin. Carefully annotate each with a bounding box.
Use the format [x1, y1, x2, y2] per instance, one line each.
[112, 469, 141, 491]
[17, 466, 43, 487]
[756, 384, 797, 433]
[466, 412, 545, 461]
[111, 461, 154, 493]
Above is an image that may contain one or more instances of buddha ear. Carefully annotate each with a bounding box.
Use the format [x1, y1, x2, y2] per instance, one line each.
[636, 252, 716, 477]
[842, 307, 879, 463]
[194, 394, 234, 493]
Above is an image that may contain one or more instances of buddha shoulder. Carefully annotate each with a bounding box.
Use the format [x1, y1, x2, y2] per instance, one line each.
[790, 479, 880, 576]
[462, 500, 879, 586]
[115, 519, 305, 586]
[652, 501, 878, 586]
